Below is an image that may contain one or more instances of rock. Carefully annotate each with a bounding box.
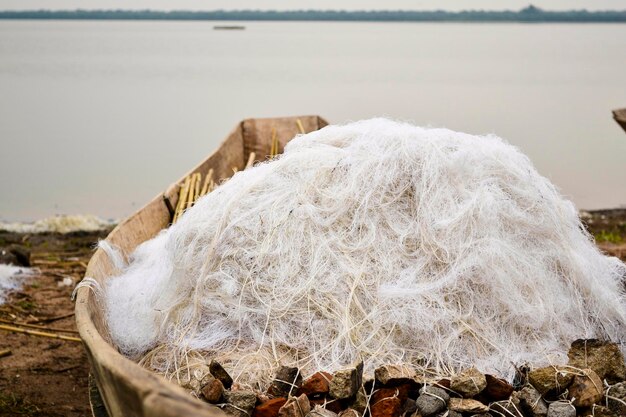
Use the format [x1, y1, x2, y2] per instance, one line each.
[489, 400, 524, 417]
[375, 364, 419, 385]
[371, 395, 402, 417]
[179, 365, 211, 392]
[450, 367, 487, 398]
[223, 390, 257, 417]
[606, 381, 626, 415]
[435, 379, 450, 389]
[269, 366, 304, 397]
[414, 386, 449, 417]
[278, 394, 311, 417]
[372, 386, 412, 405]
[448, 398, 488, 414]
[527, 366, 574, 395]
[300, 372, 333, 396]
[446, 412, 462, 417]
[351, 387, 367, 414]
[255, 398, 288, 417]
[338, 409, 360, 417]
[200, 374, 224, 403]
[0, 245, 31, 266]
[514, 386, 548, 417]
[483, 374, 514, 401]
[401, 398, 417, 416]
[568, 368, 603, 407]
[577, 405, 617, 417]
[309, 398, 344, 414]
[546, 401, 575, 417]
[370, 385, 412, 417]
[329, 362, 363, 399]
[210, 360, 233, 389]
[568, 339, 626, 384]
[307, 405, 339, 417]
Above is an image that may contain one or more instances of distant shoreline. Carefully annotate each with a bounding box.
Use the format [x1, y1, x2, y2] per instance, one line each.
[1, 7, 626, 23]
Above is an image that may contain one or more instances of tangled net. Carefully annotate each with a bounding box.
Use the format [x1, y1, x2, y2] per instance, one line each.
[99, 118, 626, 389]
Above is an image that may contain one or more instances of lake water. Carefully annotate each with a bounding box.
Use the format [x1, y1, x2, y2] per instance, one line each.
[0, 20, 625, 222]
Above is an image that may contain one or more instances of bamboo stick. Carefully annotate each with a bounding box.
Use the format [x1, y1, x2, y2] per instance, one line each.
[0, 324, 82, 343]
[27, 312, 74, 324]
[245, 152, 256, 169]
[201, 169, 214, 196]
[186, 173, 198, 212]
[173, 176, 191, 223]
[296, 119, 305, 134]
[0, 349, 11, 358]
[193, 172, 202, 204]
[0, 318, 79, 334]
[270, 127, 278, 157]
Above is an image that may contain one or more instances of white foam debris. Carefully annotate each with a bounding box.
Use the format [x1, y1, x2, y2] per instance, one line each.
[0, 264, 33, 304]
[101, 118, 626, 387]
[0, 214, 114, 234]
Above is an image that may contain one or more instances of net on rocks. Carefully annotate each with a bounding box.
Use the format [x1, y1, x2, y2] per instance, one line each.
[96, 118, 626, 389]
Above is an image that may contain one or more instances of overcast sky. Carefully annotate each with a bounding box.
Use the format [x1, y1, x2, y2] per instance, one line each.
[0, 1, 624, 11]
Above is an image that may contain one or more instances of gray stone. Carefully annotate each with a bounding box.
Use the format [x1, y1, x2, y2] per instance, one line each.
[351, 387, 367, 414]
[447, 398, 489, 414]
[489, 400, 524, 417]
[450, 367, 487, 398]
[307, 405, 338, 417]
[401, 398, 417, 416]
[546, 401, 575, 417]
[514, 386, 548, 417]
[414, 386, 449, 417]
[223, 390, 257, 417]
[269, 366, 303, 397]
[278, 394, 311, 417]
[606, 382, 626, 416]
[329, 361, 363, 399]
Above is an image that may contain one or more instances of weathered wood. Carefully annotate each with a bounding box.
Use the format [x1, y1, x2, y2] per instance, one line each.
[75, 115, 328, 417]
[613, 108, 626, 133]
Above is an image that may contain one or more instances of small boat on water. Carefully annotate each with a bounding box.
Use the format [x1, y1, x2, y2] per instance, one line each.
[213, 25, 246, 30]
[613, 108, 626, 133]
[75, 115, 328, 417]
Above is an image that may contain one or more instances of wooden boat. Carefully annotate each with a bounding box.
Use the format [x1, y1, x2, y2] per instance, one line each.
[213, 25, 246, 30]
[75, 115, 328, 417]
[613, 108, 626, 133]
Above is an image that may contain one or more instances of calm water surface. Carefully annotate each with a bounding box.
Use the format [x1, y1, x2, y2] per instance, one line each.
[0, 20, 625, 221]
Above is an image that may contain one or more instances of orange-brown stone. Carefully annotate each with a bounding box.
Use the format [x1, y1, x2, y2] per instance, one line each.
[254, 398, 288, 417]
[299, 372, 333, 396]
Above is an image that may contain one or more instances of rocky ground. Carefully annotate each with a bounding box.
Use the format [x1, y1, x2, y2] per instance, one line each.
[0, 209, 623, 417]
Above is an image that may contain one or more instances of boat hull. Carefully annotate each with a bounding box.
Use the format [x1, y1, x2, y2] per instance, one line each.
[75, 115, 328, 417]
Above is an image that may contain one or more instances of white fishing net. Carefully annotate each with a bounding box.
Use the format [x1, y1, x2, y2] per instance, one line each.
[99, 118, 626, 388]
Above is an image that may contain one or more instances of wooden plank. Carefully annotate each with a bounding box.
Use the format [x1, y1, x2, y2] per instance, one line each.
[75, 116, 327, 417]
[613, 108, 626, 133]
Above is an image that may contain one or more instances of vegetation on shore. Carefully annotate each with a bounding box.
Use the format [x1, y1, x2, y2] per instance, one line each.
[1, 6, 626, 23]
